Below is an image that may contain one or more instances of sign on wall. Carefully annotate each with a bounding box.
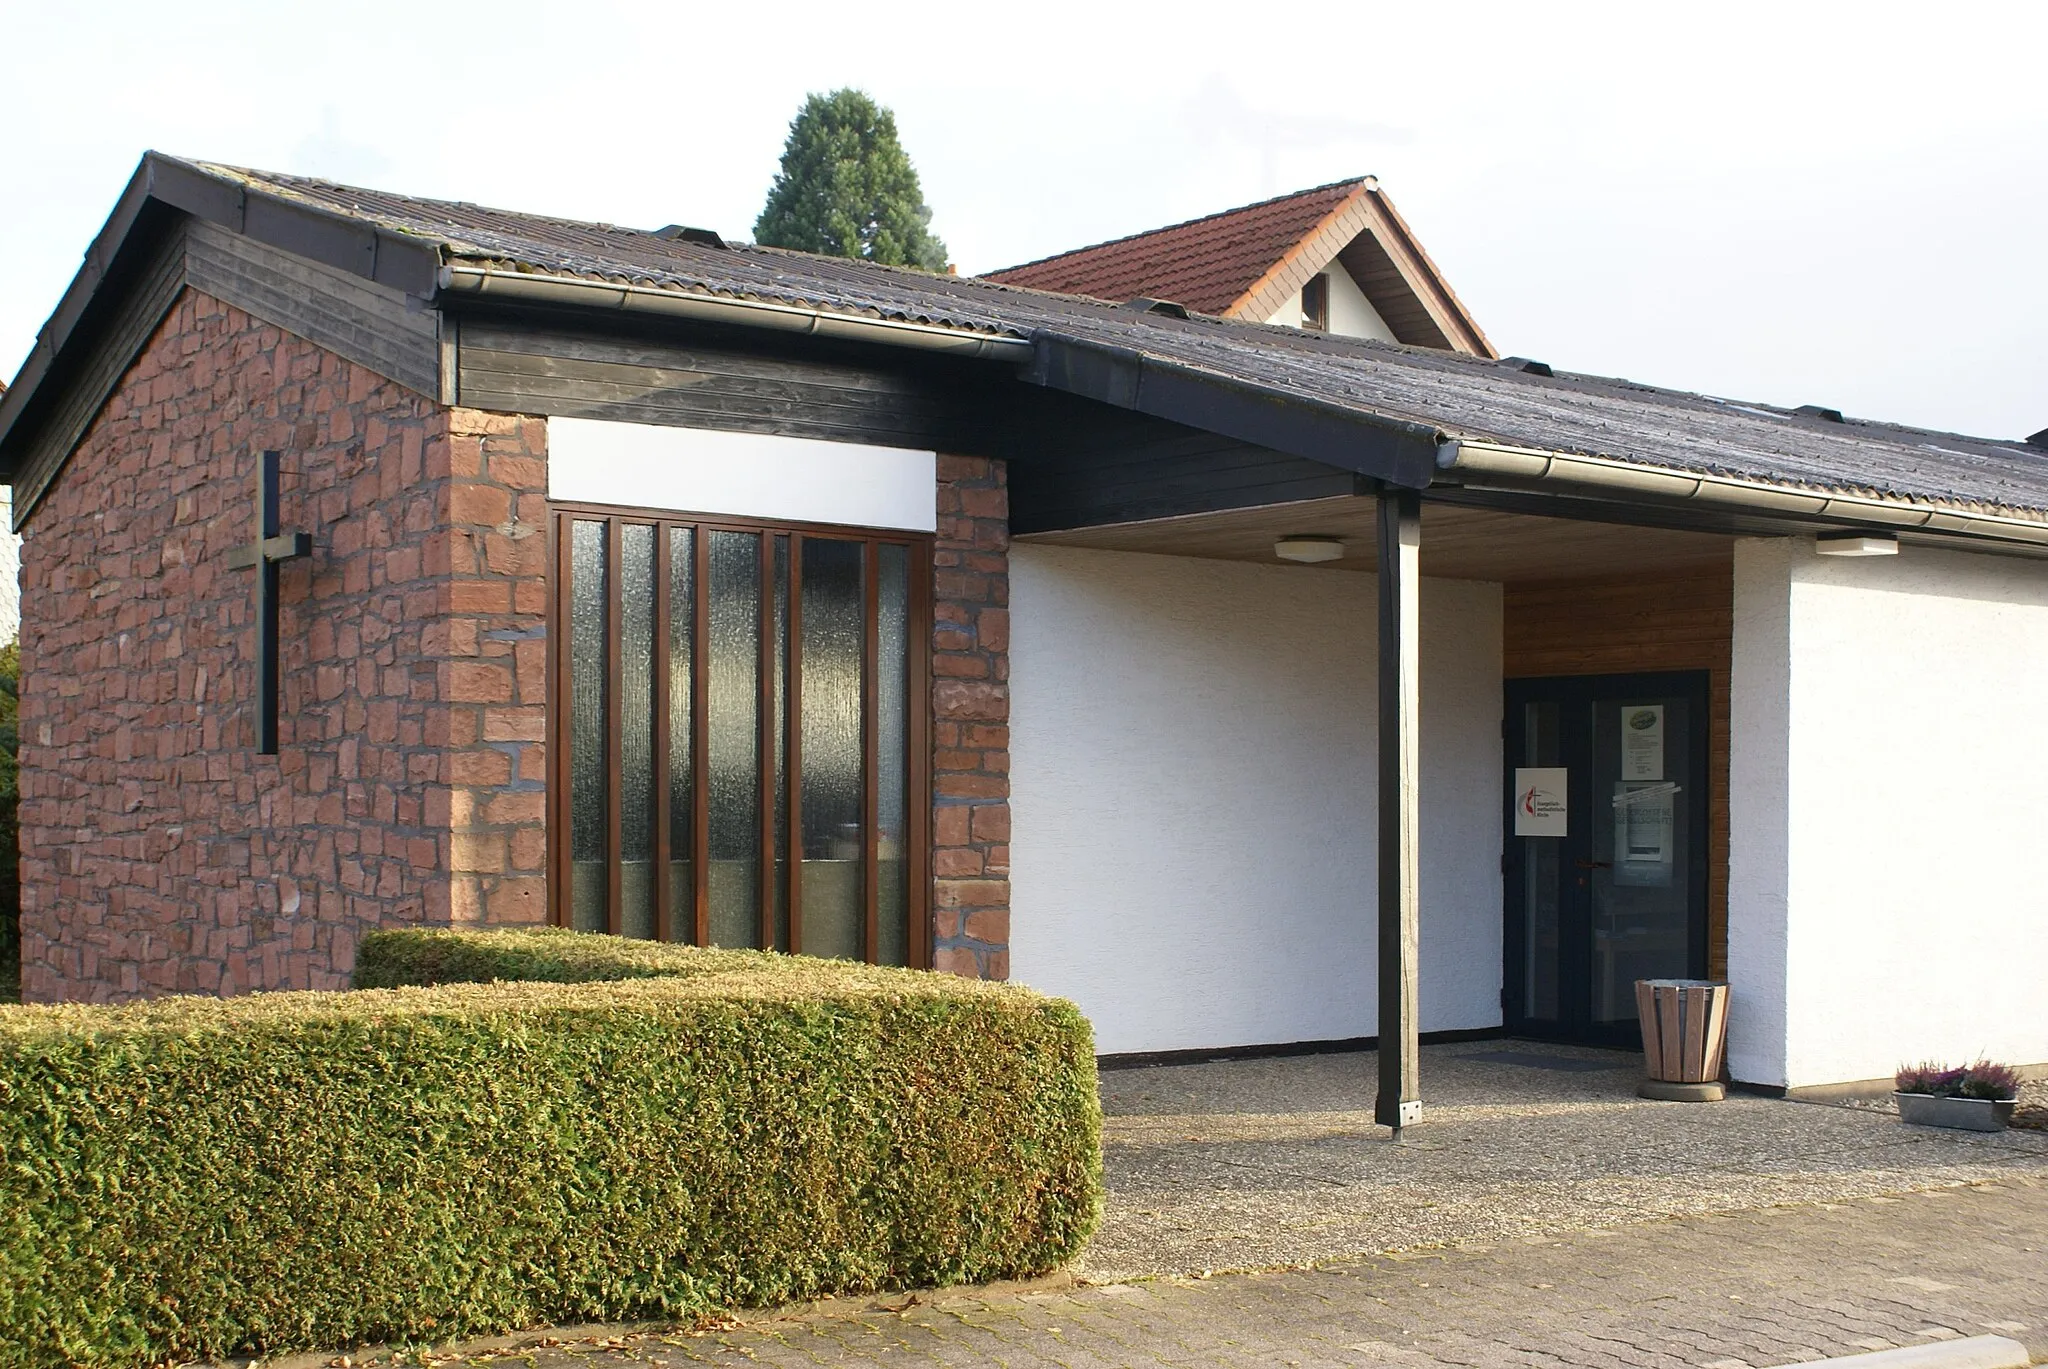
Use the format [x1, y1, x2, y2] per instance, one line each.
[1513, 767, 1569, 837]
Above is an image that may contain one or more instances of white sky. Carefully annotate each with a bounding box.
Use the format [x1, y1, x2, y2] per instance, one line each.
[2, 0, 2042, 440]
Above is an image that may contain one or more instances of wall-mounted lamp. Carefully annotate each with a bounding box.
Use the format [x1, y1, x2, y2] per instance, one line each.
[1275, 536, 1345, 564]
[1815, 532, 1899, 557]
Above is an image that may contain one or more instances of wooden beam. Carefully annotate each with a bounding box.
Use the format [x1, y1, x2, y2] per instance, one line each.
[1375, 486, 1422, 1132]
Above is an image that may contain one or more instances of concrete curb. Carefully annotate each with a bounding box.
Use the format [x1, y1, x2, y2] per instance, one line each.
[1761, 1334, 2031, 1368]
[205, 1272, 1084, 1367]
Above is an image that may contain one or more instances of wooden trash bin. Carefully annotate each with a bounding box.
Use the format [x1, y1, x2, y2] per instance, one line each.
[1634, 978, 1730, 1101]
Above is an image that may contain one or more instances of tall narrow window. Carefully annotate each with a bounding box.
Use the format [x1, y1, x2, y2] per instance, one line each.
[799, 537, 865, 960]
[1301, 273, 1330, 331]
[555, 507, 929, 967]
[619, 524, 657, 939]
[568, 520, 608, 933]
[707, 530, 761, 948]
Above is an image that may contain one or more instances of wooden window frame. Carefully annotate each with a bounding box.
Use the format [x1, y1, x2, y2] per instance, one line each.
[1301, 274, 1330, 332]
[546, 498, 934, 968]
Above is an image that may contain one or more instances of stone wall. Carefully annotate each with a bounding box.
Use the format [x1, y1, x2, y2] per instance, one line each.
[16, 288, 546, 1001]
[929, 454, 1010, 979]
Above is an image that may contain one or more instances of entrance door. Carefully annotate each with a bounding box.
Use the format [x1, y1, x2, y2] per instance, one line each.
[1503, 671, 1710, 1045]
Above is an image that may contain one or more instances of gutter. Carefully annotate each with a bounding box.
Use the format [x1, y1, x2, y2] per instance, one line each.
[1438, 438, 2048, 548]
[437, 264, 1035, 362]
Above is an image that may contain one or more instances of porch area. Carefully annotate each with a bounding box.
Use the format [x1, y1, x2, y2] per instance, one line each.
[1085, 1042, 2048, 1280]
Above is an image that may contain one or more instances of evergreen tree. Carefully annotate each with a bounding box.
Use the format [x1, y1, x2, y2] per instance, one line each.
[754, 89, 949, 271]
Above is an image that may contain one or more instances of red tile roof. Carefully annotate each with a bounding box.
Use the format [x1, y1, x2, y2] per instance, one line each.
[985, 180, 1366, 317]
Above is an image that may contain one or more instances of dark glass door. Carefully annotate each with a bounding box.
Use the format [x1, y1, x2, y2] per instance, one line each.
[1503, 671, 1710, 1045]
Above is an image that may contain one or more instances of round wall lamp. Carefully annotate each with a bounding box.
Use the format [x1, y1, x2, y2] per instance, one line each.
[1274, 536, 1345, 564]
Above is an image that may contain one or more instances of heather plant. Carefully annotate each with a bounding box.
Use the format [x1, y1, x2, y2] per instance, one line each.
[1895, 1059, 2022, 1100]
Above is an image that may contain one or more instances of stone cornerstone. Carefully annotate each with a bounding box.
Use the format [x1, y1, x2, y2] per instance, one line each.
[930, 454, 1011, 980]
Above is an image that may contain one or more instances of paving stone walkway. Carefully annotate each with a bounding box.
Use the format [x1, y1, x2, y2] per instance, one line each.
[325, 1049, 2048, 1369]
[452, 1176, 2048, 1368]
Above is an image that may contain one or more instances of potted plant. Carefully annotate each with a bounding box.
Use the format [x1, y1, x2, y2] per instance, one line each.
[1893, 1060, 2022, 1132]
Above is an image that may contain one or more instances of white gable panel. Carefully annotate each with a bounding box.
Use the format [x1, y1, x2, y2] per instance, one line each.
[547, 418, 937, 532]
[1259, 264, 1399, 344]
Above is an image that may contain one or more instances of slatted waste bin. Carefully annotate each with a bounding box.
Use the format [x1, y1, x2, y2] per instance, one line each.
[1635, 978, 1730, 1101]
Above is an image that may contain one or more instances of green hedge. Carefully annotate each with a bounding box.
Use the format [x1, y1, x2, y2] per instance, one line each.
[0, 931, 1101, 1368]
[351, 924, 780, 987]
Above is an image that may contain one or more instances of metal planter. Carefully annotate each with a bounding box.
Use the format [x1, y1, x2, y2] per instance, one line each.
[1894, 1092, 2016, 1132]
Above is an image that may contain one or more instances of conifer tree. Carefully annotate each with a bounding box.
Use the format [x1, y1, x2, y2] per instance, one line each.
[754, 89, 949, 271]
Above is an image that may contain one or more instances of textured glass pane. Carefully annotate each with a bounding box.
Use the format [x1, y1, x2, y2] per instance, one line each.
[876, 544, 911, 966]
[800, 538, 865, 961]
[618, 524, 656, 940]
[708, 531, 760, 948]
[667, 527, 694, 942]
[569, 520, 608, 933]
[772, 535, 791, 952]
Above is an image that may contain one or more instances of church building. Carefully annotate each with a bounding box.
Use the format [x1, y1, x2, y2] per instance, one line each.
[2, 154, 2045, 1100]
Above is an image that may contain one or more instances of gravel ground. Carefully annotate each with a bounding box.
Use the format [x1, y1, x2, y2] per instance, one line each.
[1086, 1042, 2048, 1280]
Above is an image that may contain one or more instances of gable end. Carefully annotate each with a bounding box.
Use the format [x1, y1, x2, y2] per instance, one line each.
[9, 218, 441, 531]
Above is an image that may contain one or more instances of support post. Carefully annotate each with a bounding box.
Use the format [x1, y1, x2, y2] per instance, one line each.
[1376, 485, 1422, 1132]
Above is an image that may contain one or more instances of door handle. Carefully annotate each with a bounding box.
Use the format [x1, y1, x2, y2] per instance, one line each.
[1573, 858, 1612, 870]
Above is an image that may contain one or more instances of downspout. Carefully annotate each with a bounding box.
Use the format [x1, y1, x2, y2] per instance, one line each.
[437, 264, 1036, 363]
[1437, 438, 2048, 549]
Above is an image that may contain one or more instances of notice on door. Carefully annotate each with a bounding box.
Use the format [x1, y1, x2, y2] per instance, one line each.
[1613, 781, 1677, 886]
[1513, 767, 1569, 837]
[1621, 705, 1665, 781]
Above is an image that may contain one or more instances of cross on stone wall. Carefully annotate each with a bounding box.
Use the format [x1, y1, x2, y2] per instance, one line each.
[224, 449, 310, 754]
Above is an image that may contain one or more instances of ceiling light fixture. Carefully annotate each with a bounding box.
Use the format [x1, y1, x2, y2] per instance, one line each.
[1275, 536, 1345, 564]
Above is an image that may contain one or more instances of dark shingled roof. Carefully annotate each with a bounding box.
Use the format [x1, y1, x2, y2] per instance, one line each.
[10, 155, 2048, 528]
[983, 180, 1362, 316]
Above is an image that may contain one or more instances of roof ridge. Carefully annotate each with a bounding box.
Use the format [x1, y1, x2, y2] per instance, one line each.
[191, 159, 682, 243]
[984, 176, 1371, 278]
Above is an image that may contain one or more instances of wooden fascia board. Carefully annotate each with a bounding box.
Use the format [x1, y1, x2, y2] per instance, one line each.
[1025, 333, 1442, 488]
[148, 154, 444, 298]
[0, 154, 446, 470]
[0, 161, 162, 467]
[0, 152, 451, 513]
[1360, 189, 1496, 359]
[1224, 188, 1377, 324]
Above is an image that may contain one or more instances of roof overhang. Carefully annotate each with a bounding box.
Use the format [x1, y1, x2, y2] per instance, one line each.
[442, 264, 1446, 489]
[1438, 438, 2048, 552]
[0, 154, 448, 482]
[1023, 334, 1442, 488]
[6, 154, 2043, 562]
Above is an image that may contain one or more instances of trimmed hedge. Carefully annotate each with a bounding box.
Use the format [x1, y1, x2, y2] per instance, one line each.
[0, 931, 1100, 1368]
[351, 924, 782, 988]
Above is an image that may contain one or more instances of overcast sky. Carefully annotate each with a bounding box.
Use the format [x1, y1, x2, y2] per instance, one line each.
[2, 1, 2042, 440]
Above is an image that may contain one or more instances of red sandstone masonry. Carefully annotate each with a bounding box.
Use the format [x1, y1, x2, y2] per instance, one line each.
[15, 289, 546, 1001]
[929, 455, 1010, 980]
[18, 283, 995, 998]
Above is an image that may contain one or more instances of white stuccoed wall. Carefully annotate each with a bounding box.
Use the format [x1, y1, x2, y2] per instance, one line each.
[1730, 537, 2048, 1087]
[1008, 544, 1503, 1055]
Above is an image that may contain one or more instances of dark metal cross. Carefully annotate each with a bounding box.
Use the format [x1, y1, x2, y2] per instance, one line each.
[225, 449, 311, 755]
